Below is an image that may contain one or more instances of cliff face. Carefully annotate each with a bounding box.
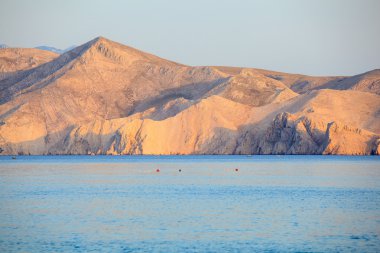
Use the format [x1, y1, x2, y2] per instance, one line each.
[0, 37, 379, 155]
[250, 112, 379, 155]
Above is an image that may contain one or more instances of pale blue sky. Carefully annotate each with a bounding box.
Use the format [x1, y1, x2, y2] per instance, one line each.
[1, 0, 379, 76]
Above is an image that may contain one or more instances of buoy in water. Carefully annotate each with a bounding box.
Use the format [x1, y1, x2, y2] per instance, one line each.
[235, 168, 239, 172]
[179, 169, 182, 172]
[156, 169, 160, 173]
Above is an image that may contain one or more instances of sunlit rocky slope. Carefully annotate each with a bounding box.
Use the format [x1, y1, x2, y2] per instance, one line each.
[0, 37, 379, 155]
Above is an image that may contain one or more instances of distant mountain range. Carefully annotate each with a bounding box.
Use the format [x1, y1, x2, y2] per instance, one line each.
[35, 45, 76, 54]
[0, 43, 75, 53]
[0, 37, 379, 155]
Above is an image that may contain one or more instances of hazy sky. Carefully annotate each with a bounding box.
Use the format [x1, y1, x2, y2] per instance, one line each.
[1, 0, 379, 76]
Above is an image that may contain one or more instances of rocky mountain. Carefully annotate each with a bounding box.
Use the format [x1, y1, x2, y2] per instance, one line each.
[0, 48, 58, 73]
[0, 37, 379, 155]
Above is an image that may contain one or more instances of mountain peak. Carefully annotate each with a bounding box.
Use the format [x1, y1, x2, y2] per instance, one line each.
[72, 36, 182, 66]
[80, 36, 113, 51]
[86, 36, 125, 48]
[90, 36, 110, 45]
[79, 36, 146, 63]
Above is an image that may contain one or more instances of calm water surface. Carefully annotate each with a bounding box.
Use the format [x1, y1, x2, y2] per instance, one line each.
[0, 155, 379, 252]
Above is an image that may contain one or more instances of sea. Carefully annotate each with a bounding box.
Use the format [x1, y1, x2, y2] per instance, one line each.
[0, 155, 379, 252]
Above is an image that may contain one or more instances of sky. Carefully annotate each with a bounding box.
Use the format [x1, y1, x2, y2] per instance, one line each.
[0, 0, 379, 76]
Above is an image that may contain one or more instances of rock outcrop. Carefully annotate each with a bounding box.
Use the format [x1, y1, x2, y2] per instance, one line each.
[250, 112, 379, 155]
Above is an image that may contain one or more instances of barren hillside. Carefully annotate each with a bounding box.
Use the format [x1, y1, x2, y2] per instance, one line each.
[0, 37, 379, 155]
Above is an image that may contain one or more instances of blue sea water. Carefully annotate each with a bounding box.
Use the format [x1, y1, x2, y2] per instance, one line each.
[0, 155, 379, 252]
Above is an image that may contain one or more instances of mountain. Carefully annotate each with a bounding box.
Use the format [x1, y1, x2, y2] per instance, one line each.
[0, 44, 8, 49]
[214, 67, 380, 95]
[0, 36, 379, 155]
[35, 45, 76, 54]
[0, 47, 58, 73]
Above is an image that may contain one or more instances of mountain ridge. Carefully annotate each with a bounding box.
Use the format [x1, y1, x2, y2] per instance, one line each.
[0, 36, 379, 155]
